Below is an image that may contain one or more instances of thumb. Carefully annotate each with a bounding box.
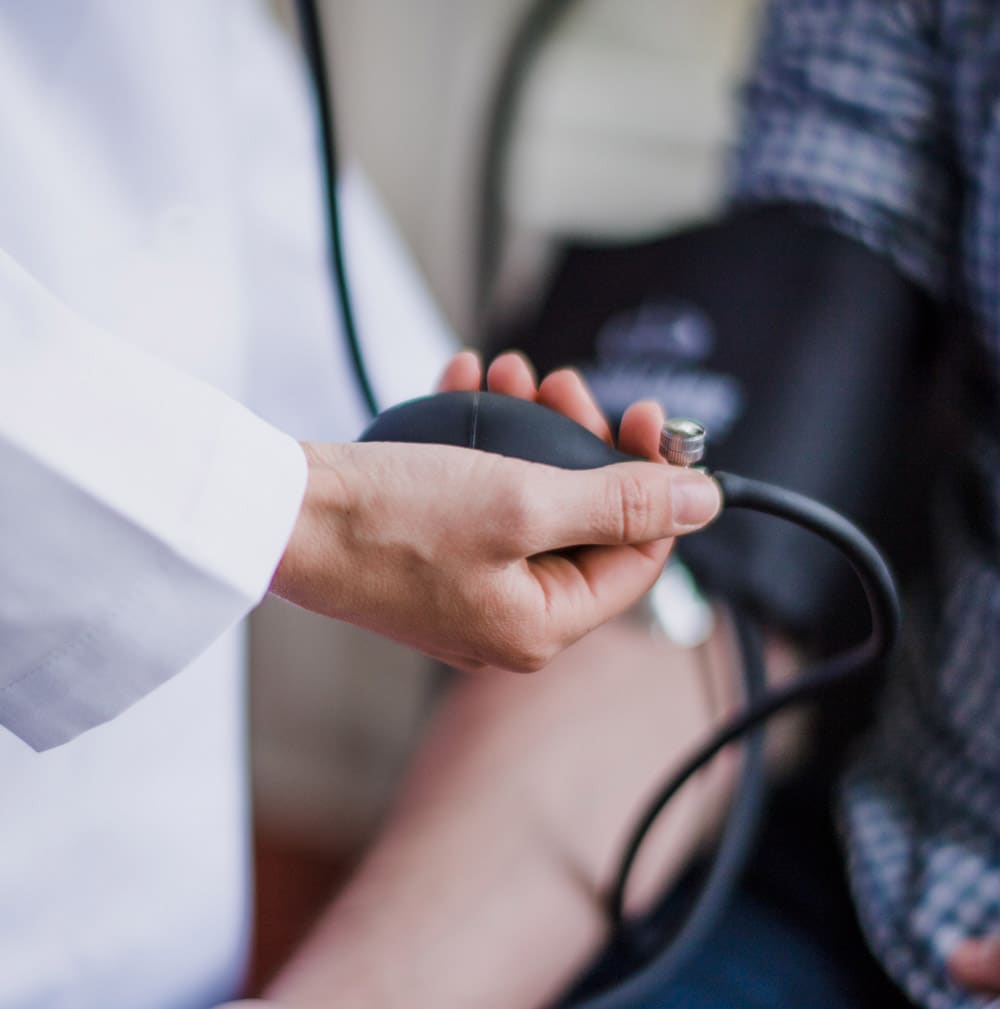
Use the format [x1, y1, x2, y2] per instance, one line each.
[525, 462, 721, 554]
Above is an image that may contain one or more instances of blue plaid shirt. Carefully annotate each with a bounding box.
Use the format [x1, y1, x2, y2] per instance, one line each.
[732, 2, 1000, 1007]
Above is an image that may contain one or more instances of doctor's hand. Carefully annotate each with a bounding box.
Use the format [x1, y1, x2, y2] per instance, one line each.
[269, 352, 720, 673]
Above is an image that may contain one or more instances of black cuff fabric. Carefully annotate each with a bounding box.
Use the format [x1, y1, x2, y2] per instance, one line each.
[490, 205, 939, 647]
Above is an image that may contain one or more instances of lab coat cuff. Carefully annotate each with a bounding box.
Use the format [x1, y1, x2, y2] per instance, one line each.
[190, 405, 309, 608]
[0, 409, 307, 752]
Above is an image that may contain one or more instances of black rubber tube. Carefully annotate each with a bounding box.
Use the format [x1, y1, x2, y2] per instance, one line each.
[566, 472, 900, 1008]
[609, 472, 899, 928]
[295, 0, 380, 418]
[475, 0, 583, 334]
[567, 607, 769, 1009]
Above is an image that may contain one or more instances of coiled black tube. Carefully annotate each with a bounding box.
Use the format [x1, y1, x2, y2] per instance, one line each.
[568, 472, 900, 1008]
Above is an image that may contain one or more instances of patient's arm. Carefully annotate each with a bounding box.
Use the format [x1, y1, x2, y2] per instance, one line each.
[266, 612, 802, 1009]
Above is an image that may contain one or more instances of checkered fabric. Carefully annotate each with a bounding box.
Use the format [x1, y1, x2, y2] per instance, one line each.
[731, 2, 1000, 1007]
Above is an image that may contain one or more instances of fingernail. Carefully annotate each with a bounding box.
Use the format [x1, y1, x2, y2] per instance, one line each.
[672, 471, 722, 529]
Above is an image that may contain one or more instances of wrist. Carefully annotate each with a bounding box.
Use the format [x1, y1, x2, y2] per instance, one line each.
[268, 442, 350, 609]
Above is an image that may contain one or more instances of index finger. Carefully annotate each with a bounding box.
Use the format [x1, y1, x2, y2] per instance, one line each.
[437, 350, 483, 392]
[537, 368, 614, 445]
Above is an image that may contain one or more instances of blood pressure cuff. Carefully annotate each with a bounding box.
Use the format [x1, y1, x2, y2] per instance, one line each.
[489, 205, 937, 647]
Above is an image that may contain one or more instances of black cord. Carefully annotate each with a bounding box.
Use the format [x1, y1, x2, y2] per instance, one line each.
[295, 0, 380, 418]
[610, 472, 899, 928]
[626, 609, 768, 968]
[561, 472, 900, 1008]
[566, 608, 769, 1009]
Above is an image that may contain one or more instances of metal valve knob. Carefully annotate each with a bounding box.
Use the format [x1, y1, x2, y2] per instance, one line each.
[659, 418, 707, 467]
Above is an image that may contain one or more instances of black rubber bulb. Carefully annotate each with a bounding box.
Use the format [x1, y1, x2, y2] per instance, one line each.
[359, 390, 634, 469]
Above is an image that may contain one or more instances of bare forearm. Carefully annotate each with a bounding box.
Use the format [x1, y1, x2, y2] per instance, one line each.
[269, 770, 605, 1008]
[267, 615, 757, 1009]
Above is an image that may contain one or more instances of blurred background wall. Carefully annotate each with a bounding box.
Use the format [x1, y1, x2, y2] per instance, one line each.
[251, 0, 763, 861]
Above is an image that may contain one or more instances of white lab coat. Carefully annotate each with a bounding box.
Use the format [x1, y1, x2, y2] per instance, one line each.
[0, 3, 453, 1006]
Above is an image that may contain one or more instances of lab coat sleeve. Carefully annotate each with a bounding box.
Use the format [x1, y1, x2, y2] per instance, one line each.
[0, 249, 308, 751]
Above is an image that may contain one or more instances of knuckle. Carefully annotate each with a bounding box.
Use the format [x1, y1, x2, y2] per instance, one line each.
[615, 470, 655, 541]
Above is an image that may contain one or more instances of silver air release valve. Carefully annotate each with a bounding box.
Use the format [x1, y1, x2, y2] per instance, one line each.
[659, 419, 707, 467]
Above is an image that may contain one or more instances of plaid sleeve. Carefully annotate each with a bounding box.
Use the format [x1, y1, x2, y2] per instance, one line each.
[731, 0, 957, 298]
